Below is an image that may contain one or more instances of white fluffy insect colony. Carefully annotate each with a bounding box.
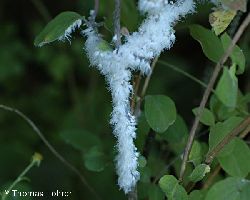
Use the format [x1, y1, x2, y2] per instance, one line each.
[84, 0, 195, 193]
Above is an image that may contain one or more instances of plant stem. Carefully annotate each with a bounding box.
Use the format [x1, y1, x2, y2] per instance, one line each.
[133, 56, 159, 117]
[114, 0, 121, 48]
[1, 154, 39, 200]
[179, 12, 250, 181]
[94, 0, 99, 19]
[158, 60, 209, 90]
[141, 57, 159, 98]
[188, 116, 250, 190]
[0, 105, 101, 200]
[205, 116, 250, 165]
[239, 124, 250, 138]
[202, 165, 221, 189]
[131, 74, 142, 114]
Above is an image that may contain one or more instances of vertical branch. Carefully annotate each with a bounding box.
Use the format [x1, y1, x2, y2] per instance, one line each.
[133, 56, 159, 117]
[114, 0, 121, 48]
[93, 0, 99, 20]
[179, 12, 250, 181]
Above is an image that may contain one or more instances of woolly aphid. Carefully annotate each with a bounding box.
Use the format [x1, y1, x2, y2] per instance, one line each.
[58, 19, 82, 42]
[83, 0, 195, 193]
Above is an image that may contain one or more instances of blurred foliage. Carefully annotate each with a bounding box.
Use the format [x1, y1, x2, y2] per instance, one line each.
[0, 0, 249, 200]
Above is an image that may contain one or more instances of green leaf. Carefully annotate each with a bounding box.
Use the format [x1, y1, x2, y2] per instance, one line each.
[209, 117, 243, 157]
[205, 177, 250, 200]
[189, 141, 203, 166]
[189, 190, 207, 200]
[162, 115, 188, 143]
[189, 164, 210, 182]
[215, 66, 238, 108]
[83, 146, 108, 172]
[221, 33, 245, 74]
[192, 107, 215, 126]
[218, 138, 250, 177]
[159, 175, 188, 200]
[97, 40, 112, 51]
[209, 91, 248, 122]
[145, 95, 177, 133]
[34, 11, 83, 47]
[162, 115, 188, 155]
[189, 25, 224, 62]
[148, 184, 165, 200]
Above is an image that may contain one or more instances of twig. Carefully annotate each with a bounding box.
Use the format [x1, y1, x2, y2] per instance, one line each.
[114, 0, 121, 47]
[141, 57, 159, 98]
[158, 60, 209, 90]
[93, 0, 99, 20]
[133, 56, 159, 117]
[1, 153, 42, 200]
[202, 165, 221, 189]
[190, 117, 250, 190]
[239, 124, 250, 138]
[179, 12, 250, 181]
[205, 116, 250, 165]
[131, 74, 142, 114]
[0, 104, 101, 200]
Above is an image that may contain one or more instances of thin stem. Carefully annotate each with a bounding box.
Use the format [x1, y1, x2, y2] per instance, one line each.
[93, 0, 99, 19]
[202, 165, 221, 190]
[205, 116, 250, 165]
[114, 0, 121, 47]
[128, 187, 137, 200]
[239, 124, 250, 138]
[158, 60, 209, 90]
[0, 105, 101, 200]
[179, 12, 250, 181]
[133, 56, 159, 117]
[140, 57, 159, 98]
[191, 117, 250, 190]
[1, 155, 38, 200]
[131, 74, 142, 114]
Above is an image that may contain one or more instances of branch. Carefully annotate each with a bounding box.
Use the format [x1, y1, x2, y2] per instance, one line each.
[133, 56, 159, 117]
[158, 60, 209, 90]
[205, 116, 250, 165]
[189, 117, 250, 190]
[114, 0, 121, 48]
[179, 12, 250, 181]
[93, 0, 99, 20]
[0, 104, 101, 200]
[202, 164, 221, 189]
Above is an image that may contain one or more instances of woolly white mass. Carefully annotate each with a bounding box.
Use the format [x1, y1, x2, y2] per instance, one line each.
[58, 19, 82, 41]
[84, 0, 195, 194]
